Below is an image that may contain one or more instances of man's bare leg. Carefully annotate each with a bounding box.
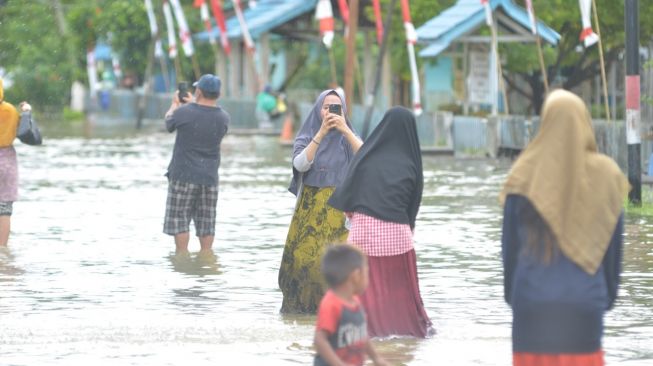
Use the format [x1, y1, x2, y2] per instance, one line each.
[174, 232, 190, 253]
[199, 235, 214, 251]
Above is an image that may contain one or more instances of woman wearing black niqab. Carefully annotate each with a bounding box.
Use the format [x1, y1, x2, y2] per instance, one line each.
[328, 106, 432, 338]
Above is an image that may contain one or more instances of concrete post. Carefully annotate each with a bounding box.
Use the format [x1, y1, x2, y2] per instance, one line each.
[626, 0, 641, 204]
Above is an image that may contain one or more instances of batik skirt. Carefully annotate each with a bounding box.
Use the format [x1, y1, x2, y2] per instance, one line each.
[278, 185, 348, 313]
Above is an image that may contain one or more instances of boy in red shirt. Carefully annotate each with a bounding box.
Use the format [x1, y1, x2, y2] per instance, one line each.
[314, 244, 388, 366]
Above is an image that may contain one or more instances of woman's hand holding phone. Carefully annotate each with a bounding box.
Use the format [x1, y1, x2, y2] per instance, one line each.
[326, 113, 348, 134]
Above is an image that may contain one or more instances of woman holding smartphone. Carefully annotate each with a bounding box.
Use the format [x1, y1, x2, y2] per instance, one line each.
[278, 89, 362, 313]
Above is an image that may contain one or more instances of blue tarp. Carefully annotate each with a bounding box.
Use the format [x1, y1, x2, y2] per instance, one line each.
[195, 0, 317, 41]
[416, 0, 560, 58]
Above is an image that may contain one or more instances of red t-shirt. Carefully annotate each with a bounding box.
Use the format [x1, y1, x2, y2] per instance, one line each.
[314, 290, 368, 366]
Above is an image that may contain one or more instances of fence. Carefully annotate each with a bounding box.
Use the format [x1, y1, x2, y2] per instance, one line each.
[87, 90, 650, 173]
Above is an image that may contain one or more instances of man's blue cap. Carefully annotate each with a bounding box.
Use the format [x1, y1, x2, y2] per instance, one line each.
[193, 74, 221, 94]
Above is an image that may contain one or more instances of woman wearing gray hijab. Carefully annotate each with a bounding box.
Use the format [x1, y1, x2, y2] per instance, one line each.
[278, 89, 362, 313]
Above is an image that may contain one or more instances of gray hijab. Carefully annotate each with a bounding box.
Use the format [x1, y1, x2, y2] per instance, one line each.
[288, 89, 356, 196]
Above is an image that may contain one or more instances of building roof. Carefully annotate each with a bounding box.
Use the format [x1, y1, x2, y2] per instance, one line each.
[416, 0, 560, 58]
[195, 0, 317, 41]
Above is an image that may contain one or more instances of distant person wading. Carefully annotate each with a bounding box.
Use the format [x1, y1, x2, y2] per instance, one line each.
[279, 89, 362, 313]
[163, 74, 230, 253]
[0, 78, 32, 247]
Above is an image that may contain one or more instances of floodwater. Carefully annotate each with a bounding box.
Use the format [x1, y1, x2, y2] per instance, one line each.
[0, 122, 651, 365]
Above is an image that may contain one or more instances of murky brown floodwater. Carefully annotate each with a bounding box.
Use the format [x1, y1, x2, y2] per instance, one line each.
[0, 122, 651, 365]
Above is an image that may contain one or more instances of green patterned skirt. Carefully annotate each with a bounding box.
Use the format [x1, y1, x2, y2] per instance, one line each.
[278, 185, 349, 313]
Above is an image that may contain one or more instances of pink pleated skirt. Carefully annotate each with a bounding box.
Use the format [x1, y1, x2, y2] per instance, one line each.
[360, 249, 432, 338]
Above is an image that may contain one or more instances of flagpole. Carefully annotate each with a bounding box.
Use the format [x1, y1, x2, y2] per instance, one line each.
[173, 54, 183, 83]
[535, 35, 549, 92]
[490, 19, 509, 114]
[137, 39, 155, 129]
[328, 47, 338, 86]
[592, 0, 611, 122]
[191, 55, 201, 79]
[527, 0, 549, 93]
[354, 55, 366, 104]
[344, 0, 359, 116]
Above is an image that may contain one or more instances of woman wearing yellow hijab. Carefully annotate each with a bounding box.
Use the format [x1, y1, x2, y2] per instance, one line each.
[0, 79, 30, 246]
[500, 90, 629, 366]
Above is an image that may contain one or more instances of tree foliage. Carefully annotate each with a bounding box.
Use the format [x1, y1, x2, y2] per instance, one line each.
[505, 0, 653, 113]
[0, 0, 213, 109]
[0, 1, 72, 107]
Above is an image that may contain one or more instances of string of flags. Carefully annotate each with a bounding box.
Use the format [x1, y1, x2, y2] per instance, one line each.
[209, 0, 231, 55]
[578, 0, 599, 48]
[170, 0, 195, 57]
[401, 0, 422, 115]
[315, 0, 335, 49]
[162, 0, 178, 58]
[232, 0, 255, 53]
[194, 0, 216, 46]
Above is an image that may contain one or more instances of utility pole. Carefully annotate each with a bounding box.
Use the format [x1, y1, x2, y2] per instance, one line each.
[344, 0, 359, 116]
[626, 0, 641, 204]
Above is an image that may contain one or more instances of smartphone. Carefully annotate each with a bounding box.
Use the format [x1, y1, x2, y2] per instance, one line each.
[328, 104, 342, 116]
[178, 82, 188, 104]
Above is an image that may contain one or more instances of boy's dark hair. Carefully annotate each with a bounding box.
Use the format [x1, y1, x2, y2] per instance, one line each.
[321, 244, 365, 287]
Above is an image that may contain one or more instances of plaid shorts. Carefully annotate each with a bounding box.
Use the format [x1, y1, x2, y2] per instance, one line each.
[0, 201, 13, 216]
[163, 180, 219, 237]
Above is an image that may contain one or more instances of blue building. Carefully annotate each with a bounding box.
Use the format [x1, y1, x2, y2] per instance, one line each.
[416, 0, 560, 114]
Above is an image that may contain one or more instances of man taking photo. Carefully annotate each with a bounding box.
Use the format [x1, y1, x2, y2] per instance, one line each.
[163, 74, 229, 253]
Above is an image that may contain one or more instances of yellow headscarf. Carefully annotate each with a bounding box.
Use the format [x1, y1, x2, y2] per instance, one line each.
[0, 78, 4, 102]
[499, 89, 629, 274]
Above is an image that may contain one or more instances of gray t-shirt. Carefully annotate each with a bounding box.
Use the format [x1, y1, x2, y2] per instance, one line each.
[166, 103, 229, 185]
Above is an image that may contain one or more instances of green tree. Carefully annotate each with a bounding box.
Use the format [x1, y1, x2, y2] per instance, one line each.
[0, 0, 217, 111]
[506, 0, 653, 114]
[0, 1, 73, 108]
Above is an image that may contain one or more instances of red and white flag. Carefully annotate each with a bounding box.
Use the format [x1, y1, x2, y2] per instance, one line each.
[233, 0, 255, 52]
[209, 0, 231, 55]
[400, 0, 422, 115]
[481, 0, 492, 26]
[144, 0, 164, 58]
[193, 0, 216, 45]
[170, 0, 195, 57]
[337, 0, 350, 26]
[162, 0, 178, 58]
[578, 0, 599, 47]
[525, 0, 537, 35]
[315, 0, 335, 48]
[372, 0, 383, 45]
